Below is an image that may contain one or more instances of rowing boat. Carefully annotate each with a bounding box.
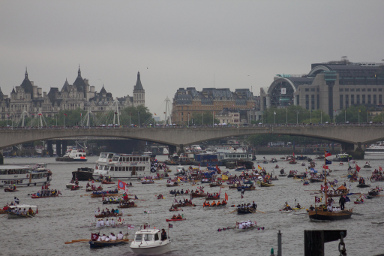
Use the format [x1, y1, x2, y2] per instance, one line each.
[166, 218, 186, 222]
[89, 239, 129, 248]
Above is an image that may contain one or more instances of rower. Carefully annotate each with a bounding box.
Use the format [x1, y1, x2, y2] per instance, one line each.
[117, 231, 124, 240]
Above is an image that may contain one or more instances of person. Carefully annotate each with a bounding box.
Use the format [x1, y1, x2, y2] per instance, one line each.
[161, 229, 167, 241]
[14, 197, 19, 205]
[309, 205, 315, 211]
[252, 201, 257, 210]
[339, 195, 346, 210]
[100, 234, 107, 241]
[117, 231, 124, 240]
[105, 219, 110, 226]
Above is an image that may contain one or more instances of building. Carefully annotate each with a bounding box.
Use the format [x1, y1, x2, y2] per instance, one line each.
[0, 68, 145, 123]
[260, 59, 384, 118]
[171, 87, 257, 124]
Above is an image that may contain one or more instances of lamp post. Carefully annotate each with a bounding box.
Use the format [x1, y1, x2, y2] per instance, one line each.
[138, 111, 140, 127]
[188, 112, 190, 127]
[296, 111, 299, 125]
[344, 109, 346, 123]
[285, 108, 287, 124]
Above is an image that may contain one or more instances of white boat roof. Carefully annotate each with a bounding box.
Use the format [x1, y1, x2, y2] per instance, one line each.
[9, 204, 37, 209]
[134, 228, 160, 235]
[0, 165, 30, 170]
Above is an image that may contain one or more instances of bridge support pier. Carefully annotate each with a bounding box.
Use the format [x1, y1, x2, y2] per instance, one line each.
[177, 144, 185, 154]
[168, 145, 177, 156]
[47, 141, 53, 157]
[341, 142, 364, 160]
[56, 141, 61, 157]
[0, 150, 3, 165]
[62, 140, 67, 155]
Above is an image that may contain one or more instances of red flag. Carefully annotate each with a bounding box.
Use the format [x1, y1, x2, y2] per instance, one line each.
[64, 113, 67, 116]
[323, 165, 329, 169]
[315, 197, 321, 203]
[216, 165, 221, 174]
[356, 164, 361, 172]
[292, 152, 295, 157]
[325, 151, 331, 157]
[118, 180, 126, 190]
[225, 192, 228, 201]
[379, 166, 383, 171]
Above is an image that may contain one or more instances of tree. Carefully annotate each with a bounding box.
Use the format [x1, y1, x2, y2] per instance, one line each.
[190, 111, 219, 126]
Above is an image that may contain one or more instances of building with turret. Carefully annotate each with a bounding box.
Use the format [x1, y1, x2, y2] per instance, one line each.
[0, 68, 145, 123]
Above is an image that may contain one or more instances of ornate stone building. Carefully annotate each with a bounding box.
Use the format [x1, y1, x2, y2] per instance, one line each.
[171, 87, 257, 124]
[0, 68, 145, 122]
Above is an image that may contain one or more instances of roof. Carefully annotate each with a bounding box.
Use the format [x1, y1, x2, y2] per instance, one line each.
[134, 72, 144, 91]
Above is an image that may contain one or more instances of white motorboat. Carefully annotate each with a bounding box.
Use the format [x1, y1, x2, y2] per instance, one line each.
[0, 164, 52, 187]
[130, 227, 171, 255]
[175, 165, 185, 175]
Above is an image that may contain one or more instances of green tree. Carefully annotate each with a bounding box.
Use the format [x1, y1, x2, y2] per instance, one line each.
[190, 111, 219, 126]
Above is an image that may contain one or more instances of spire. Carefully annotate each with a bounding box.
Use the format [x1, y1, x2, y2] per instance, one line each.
[134, 71, 144, 91]
[25, 67, 28, 79]
[78, 65, 81, 77]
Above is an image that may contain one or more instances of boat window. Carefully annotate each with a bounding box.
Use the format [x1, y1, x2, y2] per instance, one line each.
[154, 233, 159, 241]
[144, 234, 153, 241]
[135, 234, 143, 242]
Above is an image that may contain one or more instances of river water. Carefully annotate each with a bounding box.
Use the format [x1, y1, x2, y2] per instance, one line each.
[1, 155, 383, 256]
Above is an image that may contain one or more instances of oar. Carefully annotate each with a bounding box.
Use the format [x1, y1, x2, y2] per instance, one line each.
[256, 210, 265, 214]
[229, 209, 237, 213]
[65, 239, 89, 244]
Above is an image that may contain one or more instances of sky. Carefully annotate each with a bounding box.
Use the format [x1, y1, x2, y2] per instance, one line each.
[1, 1, 384, 118]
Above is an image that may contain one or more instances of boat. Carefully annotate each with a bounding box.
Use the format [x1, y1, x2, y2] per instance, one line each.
[237, 184, 257, 190]
[141, 179, 154, 184]
[237, 207, 256, 214]
[93, 152, 152, 180]
[209, 181, 222, 187]
[130, 227, 171, 255]
[166, 218, 186, 222]
[234, 220, 263, 231]
[95, 212, 123, 218]
[357, 177, 370, 188]
[72, 167, 94, 181]
[118, 201, 137, 208]
[256, 180, 274, 187]
[235, 166, 247, 172]
[363, 162, 372, 168]
[91, 189, 119, 198]
[176, 165, 185, 175]
[7, 204, 38, 219]
[31, 189, 61, 198]
[191, 192, 207, 198]
[56, 148, 87, 162]
[0, 164, 52, 188]
[308, 158, 353, 221]
[332, 153, 352, 162]
[365, 142, 384, 158]
[4, 185, 18, 192]
[89, 239, 129, 249]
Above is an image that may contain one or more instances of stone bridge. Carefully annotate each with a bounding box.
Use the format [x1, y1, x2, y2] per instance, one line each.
[0, 125, 382, 152]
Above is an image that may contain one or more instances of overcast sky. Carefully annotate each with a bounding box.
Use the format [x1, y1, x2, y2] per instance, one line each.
[1, 1, 384, 118]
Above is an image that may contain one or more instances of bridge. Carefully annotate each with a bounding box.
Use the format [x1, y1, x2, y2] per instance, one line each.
[0, 125, 382, 153]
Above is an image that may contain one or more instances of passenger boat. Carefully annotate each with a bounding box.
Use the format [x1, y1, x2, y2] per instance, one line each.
[72, 167, 94, 181]
[130, 227, 171, 255]
[0, 164, 52, 188]
[56, 148, 87, 162]
[93, 152, 153, 180]
[7, 204, 38, 219]
[332, 153, 352, 162]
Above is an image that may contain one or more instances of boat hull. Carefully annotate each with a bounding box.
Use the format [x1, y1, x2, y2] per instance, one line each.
[308, 209, 353, 221]
[89, 239, 129, 248]
[130, 241, 171, 255]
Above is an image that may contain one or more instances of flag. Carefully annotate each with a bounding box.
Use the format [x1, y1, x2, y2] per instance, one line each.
[323, 165, 329, 169]
[356, 164, 361, 172]
[325, 151, 331, 157]
[315, 197, 321, 203]
[257, 165, 262, 170]
[379, 166, 383, 171]
[216, 165, 221, 174]
[80, 113, 82, 117]
[64, 113, 67, 116]
[118, 180, 126, 190]
[38, 113, 42, 116]
[135, 195, 138, 199]
[325, 159, 332, 165]
[225, 192, 228, 201]
[168, 223, 173, 228]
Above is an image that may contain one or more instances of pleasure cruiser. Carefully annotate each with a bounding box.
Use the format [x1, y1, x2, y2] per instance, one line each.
[130, 227, 171, 255]
[0, 164, 52, 187]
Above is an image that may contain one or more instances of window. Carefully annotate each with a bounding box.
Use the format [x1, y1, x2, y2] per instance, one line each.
[368, 95, 371, 104]
[135, 234, 143, 242]
[362, 95, 366, 104]
[357, 95, 360, 104]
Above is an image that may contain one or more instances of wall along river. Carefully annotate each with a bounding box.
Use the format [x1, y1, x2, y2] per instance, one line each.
[0, 155, 383, 256]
